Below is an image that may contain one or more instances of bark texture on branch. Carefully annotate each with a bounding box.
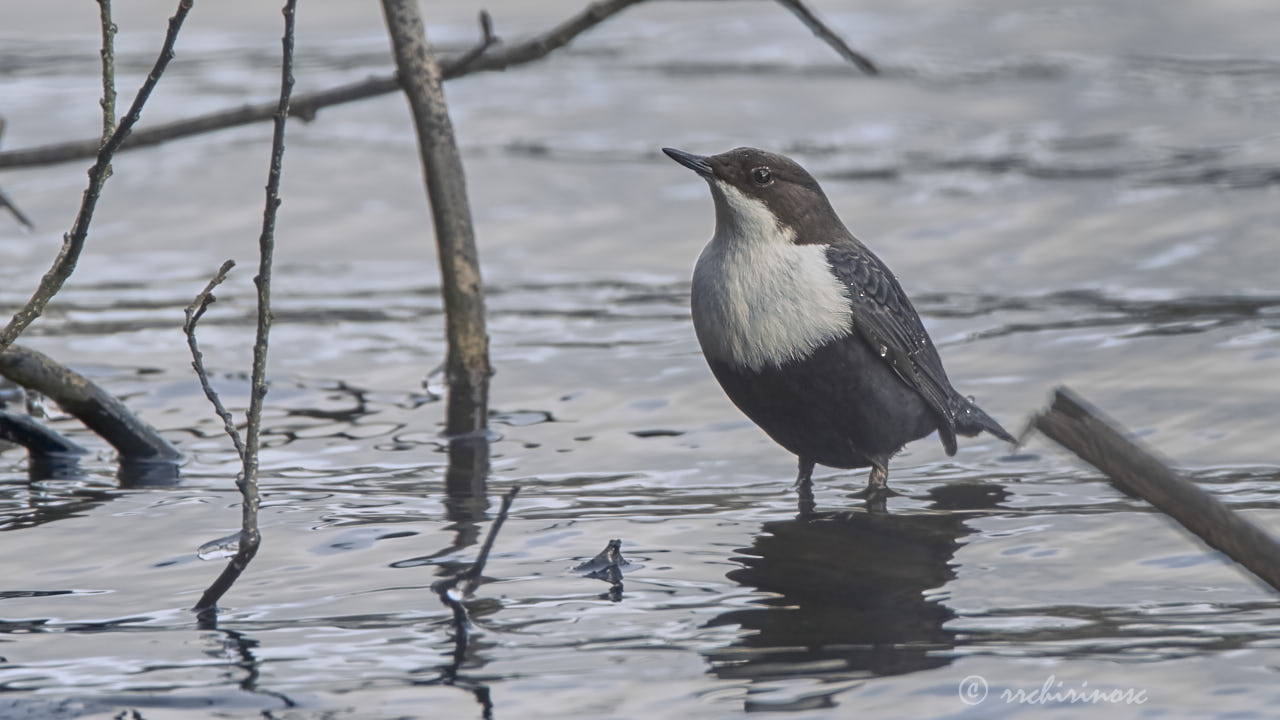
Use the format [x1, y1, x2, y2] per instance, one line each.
[0, 0, 194, 354]
[381, 0, 489, 436]
[0, 410, 88, 457]
[1032, 386, 1280, 594]
[193, 0, 297, 613]
[0, 344, 180, 461]
[0, 0, 877, 171]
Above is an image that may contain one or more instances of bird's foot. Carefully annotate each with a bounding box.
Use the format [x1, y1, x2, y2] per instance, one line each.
[794, 457, 817, 518]
[849, 485, 900, 500]
[851, 465, 896, 512]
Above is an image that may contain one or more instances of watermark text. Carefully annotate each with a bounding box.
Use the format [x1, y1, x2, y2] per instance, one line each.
[958, 674, 1148, 706]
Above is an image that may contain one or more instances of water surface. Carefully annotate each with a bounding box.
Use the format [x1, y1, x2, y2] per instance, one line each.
[2, 1, 1279, 717]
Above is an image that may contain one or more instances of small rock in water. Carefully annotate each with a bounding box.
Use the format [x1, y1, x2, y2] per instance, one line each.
[573, 538, 640, 580]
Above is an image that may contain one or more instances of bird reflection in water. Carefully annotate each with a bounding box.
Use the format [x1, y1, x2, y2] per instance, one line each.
[706, 481, 1008, 712]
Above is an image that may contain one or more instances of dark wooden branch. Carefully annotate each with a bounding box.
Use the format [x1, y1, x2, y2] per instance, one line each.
[432, 484, 520, 602]
[459, 485, 519, 592]
[0, 344, 180, 461]
[0, 0, 644, 171]
[0, 0, 878, 171]
[381, 0, 490, 435]
[1031, 386, 1280, 594]
[458, 0, 646, 75]
[183, 259, 246, 460]
[449, 11, 499, 72]
[0, 77, 400, 170]
[431, 485, 520, 668]
[774, 0, 878, 75]
[424, 485, 516, 716]
[194, 0, 297, 613]
[0, 0, 194, 354]
[0, 410, 88, 457]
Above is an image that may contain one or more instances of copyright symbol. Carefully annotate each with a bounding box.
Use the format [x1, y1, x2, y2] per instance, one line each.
[958, 674, 988, 705]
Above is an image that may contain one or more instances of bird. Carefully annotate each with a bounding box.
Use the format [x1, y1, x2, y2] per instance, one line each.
[663, 145, 1014, 498]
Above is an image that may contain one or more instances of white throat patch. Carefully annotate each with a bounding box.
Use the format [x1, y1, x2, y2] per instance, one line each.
[690, 183, 853, 372]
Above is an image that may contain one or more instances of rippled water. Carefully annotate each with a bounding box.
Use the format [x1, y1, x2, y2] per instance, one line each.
[2, 1, 1279, 717]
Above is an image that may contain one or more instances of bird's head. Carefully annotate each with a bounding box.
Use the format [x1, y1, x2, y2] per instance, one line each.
[662, 146, 841, 245]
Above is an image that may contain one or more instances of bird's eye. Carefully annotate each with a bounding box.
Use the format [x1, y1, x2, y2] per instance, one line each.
[751, 167, 772, 185]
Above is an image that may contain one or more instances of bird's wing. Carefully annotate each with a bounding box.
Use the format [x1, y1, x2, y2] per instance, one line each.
[825, 241, 959, 455]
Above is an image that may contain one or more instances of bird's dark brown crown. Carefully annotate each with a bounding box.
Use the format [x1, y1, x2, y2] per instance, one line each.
[705, 147, 847, 246]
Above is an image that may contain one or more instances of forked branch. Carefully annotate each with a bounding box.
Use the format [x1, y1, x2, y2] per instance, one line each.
[0, 0, 877, 171]
[0, 0, 194, 354]
[193, 0, 297, 613]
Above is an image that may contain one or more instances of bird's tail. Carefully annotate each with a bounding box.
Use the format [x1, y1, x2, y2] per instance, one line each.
[953, 397, 1015, 444]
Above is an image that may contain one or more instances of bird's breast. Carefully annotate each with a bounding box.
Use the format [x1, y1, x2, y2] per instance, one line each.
[691, 233, 853, 373]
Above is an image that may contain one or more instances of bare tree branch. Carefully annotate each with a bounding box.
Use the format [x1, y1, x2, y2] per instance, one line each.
[183, 259, 246, 460]
[381, 0, 490, 435]
[0, 76, 395, 170]
[0, 0, 194, 355]
[0, 0, 878, 171]
[458, 0, 646, 75]
[774, 0, 878, 75]
[0, 116, 35, 230]
[194, 0, 297, 613]
[430, 484, 520, 702]
[0, 344, 181, 461]
[449, 10, 499, 72]
[1032, 386, 1280, 594]
[0, 409, 87, 457]
[0, 1, 641, 170]
[0, 185, 35, 231]
[97, 0, 119, 143]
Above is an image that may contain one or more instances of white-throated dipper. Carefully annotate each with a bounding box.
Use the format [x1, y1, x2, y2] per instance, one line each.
[663, 146, 1014, 495]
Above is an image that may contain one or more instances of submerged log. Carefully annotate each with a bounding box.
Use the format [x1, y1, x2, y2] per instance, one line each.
[1031, 386, 1280, 594]
[0, 344, 180, 462]
[0, 410, 87, 457]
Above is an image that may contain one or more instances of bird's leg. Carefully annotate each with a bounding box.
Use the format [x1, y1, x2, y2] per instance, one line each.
[795, 456, 816, 518]
[850, 462, 899, 502]
[795, 456, 815, 487]
[867, 463, 889, 492]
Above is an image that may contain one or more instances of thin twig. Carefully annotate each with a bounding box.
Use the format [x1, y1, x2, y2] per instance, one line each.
[0, 0, 194, 355]
[457, 0, 646, 75]
[774, 0, 879, 75]
[0, 185, 35, 231]
[431, 485, 521, 604]
[0, 76, 395, 170]
[0, 0, 872, 170]
[97, 0, 119, 143]
[1031, 386, 1280, 594]
[0, 117, 35, 230]
[449, 11, 499, 73]
[193, 0, 297, 612]
[0, 0, 639, 170]
[430, 485, 521, 682]
[183, 259, 246, 460]
[460, 485, 520, 591]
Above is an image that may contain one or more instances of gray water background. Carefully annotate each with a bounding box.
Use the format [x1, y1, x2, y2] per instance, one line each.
[2, 1, 1279, 717]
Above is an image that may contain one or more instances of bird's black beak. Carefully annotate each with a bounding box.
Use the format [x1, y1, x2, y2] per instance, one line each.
[662, 147, 714, 179]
